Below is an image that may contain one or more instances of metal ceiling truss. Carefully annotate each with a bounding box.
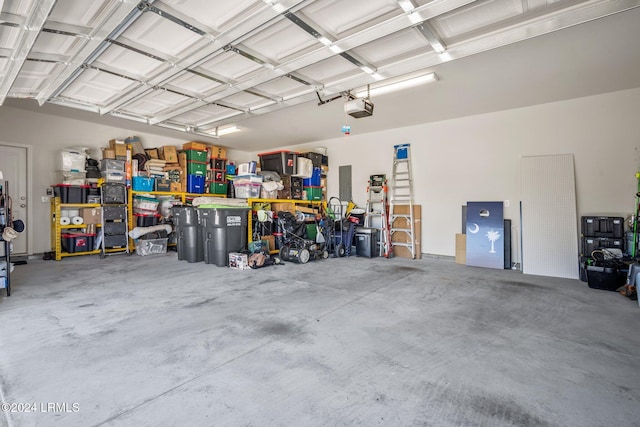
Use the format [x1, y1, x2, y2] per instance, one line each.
[2, 0, 639, 138]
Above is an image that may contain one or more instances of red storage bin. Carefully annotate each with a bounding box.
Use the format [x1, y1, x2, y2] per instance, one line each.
[61, 233, 96, 253]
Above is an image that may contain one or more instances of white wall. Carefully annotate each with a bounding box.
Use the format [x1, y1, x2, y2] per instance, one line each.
[0, 106, 247, 254]
[2, 87, 639, 257]
[285, 88, 640, 261]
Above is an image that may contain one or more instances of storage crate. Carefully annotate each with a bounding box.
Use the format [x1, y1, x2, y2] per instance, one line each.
[136, 238, 168, 256]
[581, 216, 624, 238]
[132, 176, 154, 191]
[207, 169, 225, 182]
[135, 213, 160, 227]
[209, 182, 228, 194]
[53, 184, 89, 204]
[102, 183, 126, 204]
[581, 236, 624, 256]
[155, 178, 171, 192]
[211, 158, 226, 170]
[183, 149, 208, 163]
[234, 174, 263, 185]
[56, 170, 86, 185]
[102, 205, 127, 220]
[257, 150, 297, 175]
[303, 186, 323, 200]
[186, 161, 207, 176]
[234, 183, 261, 198]
[60, 149, 86, 172]
[303, 167, 322, 186]
[61, 233, 95, 253]
[237, 161, 257, 175]
[101, 171, 125, 183]
[100, 159, 125, 172]
[586, 266, 628, 291]
[281, 175, 302, 189]
[226, 164, 237, 175]
[104, 234, 128, 249]
[133, 196, 159, 211]
[103, 221, 127, 235]
[187, 174, 205, 194]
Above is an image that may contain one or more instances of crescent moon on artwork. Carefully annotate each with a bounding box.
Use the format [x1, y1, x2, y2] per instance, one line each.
[468, 223, 480, 234]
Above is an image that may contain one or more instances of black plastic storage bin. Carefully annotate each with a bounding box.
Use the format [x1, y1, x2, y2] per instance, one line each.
[61, 233, 96, 253]
[172, 206, 203, 263]
[198, 207, 248, 267]
[257, 150, 297, 175]
[53, 184, 89, 204]
[102, 183, 127, 204]
[586, 266, 628, 291]
[103, 221, 127, 235]
[135, 214, 160, 227]
[102, 205, 127, 220]
[581, 216, 624, 238]
[104, 234, 128, 248]
[355, 227, 378, 258]
[581, 237, 624, 256]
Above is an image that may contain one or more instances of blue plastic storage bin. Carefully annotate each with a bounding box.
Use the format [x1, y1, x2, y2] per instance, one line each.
[303, 167, 322, 186]
[132, 176, 154, 191]
[187, 174, 205, 194]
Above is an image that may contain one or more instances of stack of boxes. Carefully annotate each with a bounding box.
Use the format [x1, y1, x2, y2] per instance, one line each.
[100, 159, 126, 184]
[580, 216, 625, 283]
[208, 156, 228, 195]
[180, 142, 207, 194]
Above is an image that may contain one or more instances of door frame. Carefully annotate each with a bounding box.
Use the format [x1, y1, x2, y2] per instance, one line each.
[0, 142, 33, 256]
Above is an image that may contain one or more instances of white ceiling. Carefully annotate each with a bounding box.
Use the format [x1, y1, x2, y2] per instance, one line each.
[1, 0, 639, 151]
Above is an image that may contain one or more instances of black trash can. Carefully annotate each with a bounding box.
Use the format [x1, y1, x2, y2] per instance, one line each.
[172, 206, 203, 263]
[198, 207, 248, 266]
[355, 227, 379, 258]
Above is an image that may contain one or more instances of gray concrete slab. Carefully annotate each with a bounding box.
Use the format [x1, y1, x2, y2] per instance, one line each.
[0, 253, 638, 426]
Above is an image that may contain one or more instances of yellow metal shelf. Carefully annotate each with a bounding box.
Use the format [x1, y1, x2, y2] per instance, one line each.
[246, 198, 323, 245]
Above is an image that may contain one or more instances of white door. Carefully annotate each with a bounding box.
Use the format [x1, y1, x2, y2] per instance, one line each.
[0, 144, 29, 255]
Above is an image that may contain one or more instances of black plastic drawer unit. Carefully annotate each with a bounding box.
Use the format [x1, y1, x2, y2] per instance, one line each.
[581, 216, 624, 238]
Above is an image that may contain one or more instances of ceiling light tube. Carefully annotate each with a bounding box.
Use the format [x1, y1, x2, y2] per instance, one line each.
[216, 125, 240, 136]
[355, 72, 438, 98]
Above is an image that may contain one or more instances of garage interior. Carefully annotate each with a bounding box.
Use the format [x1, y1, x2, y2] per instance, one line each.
[1, 0, 640, 426]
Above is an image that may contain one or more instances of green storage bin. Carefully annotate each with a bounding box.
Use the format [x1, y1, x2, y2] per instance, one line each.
[184, 150, 208, 162]
[209, 182, 228, 194]
[187, 161, 207, 176]
[303, 186, 323, 201]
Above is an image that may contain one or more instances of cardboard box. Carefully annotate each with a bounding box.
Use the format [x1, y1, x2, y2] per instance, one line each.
[391, 204, 422, 259]
[155, 178, 171, 192]
[178, 151, 187, 167]
[228, 252, 249, 270]
[102, 148, 115, 159]
[296, 206, 318, 215]
[271, 202, 296, 215]
[82, 207, 102, 225]
[455, 233, 466, 264]
[145, 149, 158, 159]
[183, 141, 207, 151]
[158, 146, 178, 163]
[170, 182, 182, 193]
[208, 145, 227, 159]
[260, 235, 275, 252]
[109, 139, 127, 158]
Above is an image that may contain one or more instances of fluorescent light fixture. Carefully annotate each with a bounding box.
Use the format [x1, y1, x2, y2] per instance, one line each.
[355, 72, 438, 98]
[216, 125, 240, 136]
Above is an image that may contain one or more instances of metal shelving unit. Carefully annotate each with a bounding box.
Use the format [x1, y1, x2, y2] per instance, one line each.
[50, 198, 102, 261]
[1, 179, 11, 296]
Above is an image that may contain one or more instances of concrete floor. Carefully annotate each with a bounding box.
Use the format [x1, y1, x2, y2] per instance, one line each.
[0, 253, 639, 427]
